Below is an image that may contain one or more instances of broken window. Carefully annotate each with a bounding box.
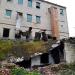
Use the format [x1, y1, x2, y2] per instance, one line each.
[36, 2, 40, 9]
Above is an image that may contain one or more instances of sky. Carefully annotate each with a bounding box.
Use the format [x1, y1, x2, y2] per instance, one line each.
[45, 0, 75, 37]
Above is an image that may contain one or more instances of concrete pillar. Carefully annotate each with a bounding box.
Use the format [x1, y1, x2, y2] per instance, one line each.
[0, 27, 3, 38]
[9, 28, 15, 39]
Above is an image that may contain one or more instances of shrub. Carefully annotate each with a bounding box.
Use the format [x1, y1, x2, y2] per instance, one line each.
[11, 67, 28, 75]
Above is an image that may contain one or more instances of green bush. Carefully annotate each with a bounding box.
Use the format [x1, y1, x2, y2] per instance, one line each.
[11, 67, 28, 75]
[11, 67, 41, 75]
[30, 70, 41, 75]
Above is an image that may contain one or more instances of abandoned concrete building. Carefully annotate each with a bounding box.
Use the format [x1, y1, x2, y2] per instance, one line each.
[0, 0, 69, 68]
[0, 0, 69, 40]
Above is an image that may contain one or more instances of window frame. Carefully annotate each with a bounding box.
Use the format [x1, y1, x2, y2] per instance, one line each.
[5, 9, 12, 17]
[18, 0, 23, 5]
[36, 16, 41, 24]
[28, 0, 32, 7]
[27, 14, 32, 22]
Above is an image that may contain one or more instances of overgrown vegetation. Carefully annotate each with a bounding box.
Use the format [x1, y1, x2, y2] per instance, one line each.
[0, 40, 13, 60]
[55, 63, 75, 75]
[58, 63, 75, 75]
[0, 40, 48, 60]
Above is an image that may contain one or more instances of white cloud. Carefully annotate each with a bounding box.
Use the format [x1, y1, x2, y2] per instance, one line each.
[45, 0, 75, 37]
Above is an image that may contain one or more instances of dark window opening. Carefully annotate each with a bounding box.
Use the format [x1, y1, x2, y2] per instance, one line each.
[36, 2, 40, 9]
[3, 28, 10, 38]
[60, 9, 64, 15]
[41, 53, 49, 64]
[16, 59, 31, 68]
[34, 32, 41, 40]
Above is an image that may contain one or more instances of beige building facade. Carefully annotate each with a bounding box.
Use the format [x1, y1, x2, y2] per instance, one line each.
[0, 0, 69, 39]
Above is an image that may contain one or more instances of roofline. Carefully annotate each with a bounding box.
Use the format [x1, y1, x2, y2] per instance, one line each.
[38, 0, 66, 8]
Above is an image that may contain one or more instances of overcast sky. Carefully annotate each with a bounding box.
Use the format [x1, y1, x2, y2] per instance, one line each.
[45, 0, 75, 37]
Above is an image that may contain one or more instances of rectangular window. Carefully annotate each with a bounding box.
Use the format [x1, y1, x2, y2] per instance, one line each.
[27, 14, 32, 22]
[36, 16, 41, 23]
[60, 9, 64, 15]
[5, 9, 12, 17]
[18, 0, 23, 4]
[28, 0, 32, 7]
[36, 2, 40, 9]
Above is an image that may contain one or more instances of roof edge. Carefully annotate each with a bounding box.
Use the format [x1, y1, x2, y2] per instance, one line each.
[38, 0, 66, 8]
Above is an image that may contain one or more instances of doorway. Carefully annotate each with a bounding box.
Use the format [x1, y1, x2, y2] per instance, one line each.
[51, 46, 60, 64]
[40, 53, 49, 64]
[3, 28, 10, 38]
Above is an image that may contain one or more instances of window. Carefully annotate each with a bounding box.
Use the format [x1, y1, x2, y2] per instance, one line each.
[18, 0, 23, 4]
[36, 16, 41, 23]
[60, 9, 64, 15]
[36, 2, 40, 9]
[5, 10, 12, 17]
[28, 0, 32, 7]
[27, 14, 32, 22]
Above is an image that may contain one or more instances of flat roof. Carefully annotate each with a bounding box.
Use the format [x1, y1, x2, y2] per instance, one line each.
[38, 0, 66, 8]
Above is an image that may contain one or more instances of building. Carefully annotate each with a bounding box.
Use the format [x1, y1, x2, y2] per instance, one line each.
[0, 0, 69, 39]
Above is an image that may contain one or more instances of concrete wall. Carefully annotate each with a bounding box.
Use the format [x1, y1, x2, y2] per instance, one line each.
[65, 42, 75, 63]
[0, 0, 68, 39]
[31, 56, 41, 66]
